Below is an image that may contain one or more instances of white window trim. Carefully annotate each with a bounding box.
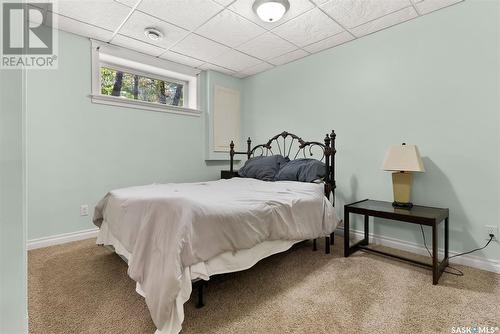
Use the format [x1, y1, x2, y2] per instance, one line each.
[90, 39, 201, 116]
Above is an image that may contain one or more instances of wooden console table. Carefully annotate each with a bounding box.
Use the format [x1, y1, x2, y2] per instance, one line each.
[344, 199, 449, 285]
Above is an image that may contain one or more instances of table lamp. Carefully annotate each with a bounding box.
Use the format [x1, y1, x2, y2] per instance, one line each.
[382, 143, 425, 208]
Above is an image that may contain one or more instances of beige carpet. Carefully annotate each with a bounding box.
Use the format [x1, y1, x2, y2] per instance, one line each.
[29, 237, 500, 334]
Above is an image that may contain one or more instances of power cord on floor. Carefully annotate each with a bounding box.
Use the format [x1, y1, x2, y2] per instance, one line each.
[419, 225, 495, 277]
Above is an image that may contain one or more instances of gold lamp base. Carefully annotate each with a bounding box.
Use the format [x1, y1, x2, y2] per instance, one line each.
[392, 171, 413, 209]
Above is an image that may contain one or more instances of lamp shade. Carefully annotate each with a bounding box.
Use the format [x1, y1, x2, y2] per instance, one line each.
[382, 144, 425, 172]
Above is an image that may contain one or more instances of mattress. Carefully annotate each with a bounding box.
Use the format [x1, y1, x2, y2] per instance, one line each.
[93, 178, 338, 334]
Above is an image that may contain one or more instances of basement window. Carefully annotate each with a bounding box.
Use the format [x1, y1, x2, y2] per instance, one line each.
[90, 40, 200, 116]
[100, 66, 186, 107]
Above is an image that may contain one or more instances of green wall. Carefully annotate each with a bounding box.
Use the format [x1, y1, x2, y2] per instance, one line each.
[26, 1, 499, 263]
[1, 69, 27, 331]
[26, 31, 231, 240]
[242, 0, 500, 260]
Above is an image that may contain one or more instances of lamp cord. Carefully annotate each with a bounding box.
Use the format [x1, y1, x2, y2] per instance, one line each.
[419, 225, 494, 277]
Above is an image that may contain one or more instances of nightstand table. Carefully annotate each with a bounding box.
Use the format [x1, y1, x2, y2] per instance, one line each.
[221, 170, 239, 179]
[344, 199, 449, 285]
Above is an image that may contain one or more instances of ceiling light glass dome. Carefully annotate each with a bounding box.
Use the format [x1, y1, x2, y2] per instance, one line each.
[253, 0, 290, 23]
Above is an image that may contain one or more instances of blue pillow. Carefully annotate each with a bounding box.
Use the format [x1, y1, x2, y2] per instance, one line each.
[275, 159, 326, 182]
[238, 155, 289, 181]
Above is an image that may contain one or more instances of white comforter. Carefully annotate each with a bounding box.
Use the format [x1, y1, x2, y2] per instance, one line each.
[93, 178, 338, 333]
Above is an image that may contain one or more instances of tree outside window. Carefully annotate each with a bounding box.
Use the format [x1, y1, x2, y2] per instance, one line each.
[100, 67, 184, 107]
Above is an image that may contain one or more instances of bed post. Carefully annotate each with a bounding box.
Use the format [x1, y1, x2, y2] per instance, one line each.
[247, 137, 252, 159]
[324, 134, 331, 254]
[330, 130, 336, 246]
[230, 140, 235, 173]
[196, 283, 204, 309]
[330, 130, 336, 206]
[324, 134, 331, 198]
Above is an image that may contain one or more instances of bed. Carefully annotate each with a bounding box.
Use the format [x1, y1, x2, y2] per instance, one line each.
[93, 130, 338, 334]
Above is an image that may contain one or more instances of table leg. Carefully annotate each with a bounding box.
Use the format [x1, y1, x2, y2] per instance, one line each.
[362, 215, 369, 246]
[445, 217, 449, 259]
[344, 209, 350, 257]
[432, 223, 438, 285]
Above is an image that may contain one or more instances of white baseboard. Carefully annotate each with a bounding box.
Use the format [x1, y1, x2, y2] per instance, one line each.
[335, 227, 500, 274]
[27, 226, 499, 274]
[27, 228, 99, 250]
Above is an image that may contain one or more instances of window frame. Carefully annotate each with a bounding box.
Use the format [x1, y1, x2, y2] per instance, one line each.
[90, 40, 201, 117]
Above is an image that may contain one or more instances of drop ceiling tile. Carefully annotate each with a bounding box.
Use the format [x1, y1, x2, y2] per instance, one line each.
[229, 0, 314, 30]
[209, 49, 261, 71]
[350, 6, 418, 37]
[303, 31, 354, 53]
[40, 0, 463, 79]
[310, 0, 330, 4]
[110, 34, 166, 57]
[118, 11, 189, 49]
[320, 0, 412, 29]
[137, 0, 223, 31]
[415, 0, 463, 15]
[239, 62, 274, 76]
[269, 49, 308, 66]
[233, 72, 249, 78]
[114, 0, 139, 7]
[212, 0, 236, 6]
[196, 9, 266, 47]
[273, 8, 344, 47]
[52, 13, 115, 42]
[52, 0, 131, 32]
[237, 32, 296, 60]
[170, 34, 232, 62]
[159, 51, 205, 67]
[199, 63, 235, 75]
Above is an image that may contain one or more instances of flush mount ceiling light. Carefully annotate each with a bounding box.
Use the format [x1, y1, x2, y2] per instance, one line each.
[144, 28, 163, 41]
[252, 0, 290, 23]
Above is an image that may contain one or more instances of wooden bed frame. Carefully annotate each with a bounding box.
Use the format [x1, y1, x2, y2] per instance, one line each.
[229, 130, 337, 254]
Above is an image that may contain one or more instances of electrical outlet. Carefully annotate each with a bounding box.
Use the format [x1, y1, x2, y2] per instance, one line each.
[484, 225, 498, 241]
[80, 204, 89, 216]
